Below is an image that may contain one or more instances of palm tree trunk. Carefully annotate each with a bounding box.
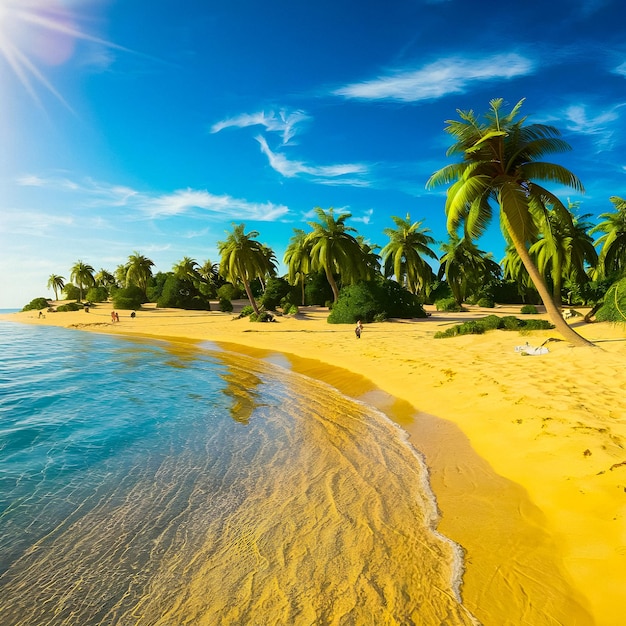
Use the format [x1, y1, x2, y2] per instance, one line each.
[553, 257, 563, 313]
[325, 267, 339, 303]
[242, 278, 260, 315]
[300, 276, 305, 306]
[508, 229, 594, 347]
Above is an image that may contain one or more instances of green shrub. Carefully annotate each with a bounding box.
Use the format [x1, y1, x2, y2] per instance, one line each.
[261, 277, 292, 311]
[249, 311, 274, 322]
[23, 297, 50, 312]
[520, 304, 538, 315]
[157, 276, 209, 310]
[219, 298, 233, 312]
[373, 312, 387, 322]
[522, 319, 554, 330]
[282, 303, 299, 315]
[596, 277, 626, 323]
[435, 297, 463, 312]
[477, 297, 495, 308]
[113, 285, 146, 310]
[239, 305, 254, 317]
[56, 302, 82, 312]
[480, 314, 503, 330]
[217, 283, 242, 301]
[62, 283, 80, 301]
[434, 315, 553, 338]
[85, 286, 109, 303]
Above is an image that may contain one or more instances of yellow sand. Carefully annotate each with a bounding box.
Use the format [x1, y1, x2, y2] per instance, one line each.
[5, 302, 626, 625]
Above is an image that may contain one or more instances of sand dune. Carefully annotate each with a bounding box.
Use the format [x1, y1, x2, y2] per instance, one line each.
[5, 301, 626, 625]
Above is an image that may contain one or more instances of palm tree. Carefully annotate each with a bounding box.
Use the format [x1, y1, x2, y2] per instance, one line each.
[590, 196, 626, 278]
[501, 243, 536, 303]
[125, 252, 155, 295]
[69, 261, 95, 302]
[381, 214, 438, 296]
[356, 236, 382, 279]
[284, 228, 312, 306]
[47, 274, 65, 301]
[258, 244, 278, 291]
[530, 205, 597, 309]
[173, 256, 199, 281]
[426, 98, 593, 347]
[438, 236, 499, 305]
[94, 269, 116, 288]
[305, 207, 368, 303]
[218, 224, 275, 315]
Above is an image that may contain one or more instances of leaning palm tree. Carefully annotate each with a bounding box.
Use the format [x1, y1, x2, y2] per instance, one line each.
[69, 261, 95, 302]
[218, 223, 275, 315]
[125, 252, 155, 295]
[590, 196, 626, 278]
[305, 207, 368, 303]
[284, 228, 312, 306]
[426, 98, 593, 347]
[381, 214, 438, 296]
[47, 274, 65, 301]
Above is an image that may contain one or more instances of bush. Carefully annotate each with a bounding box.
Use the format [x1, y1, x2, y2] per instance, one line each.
[157, 276, 210, 310]
[219, 298, 233, 313]
[261, 277, 292, 311]
[85, 286, 109, 303]
[217, 283, 242, 301]
[282, 303, 299, 316]
[327, 280, 426, 324]
[434, 315, 553, 339]
[520, 304, 538, 315]
[113, 284, 146, 310]
[477, 297, 495, 308]
[250, 311, 274, 322]
[63, 283, 80, 301]
[239, 305, 254, 317]
[435, 297, 463, 312]
[304, 271, 334, 306]
[596, 277, 626, 323]
[56, 302, 82, 312]
[22, 297, 50, 312]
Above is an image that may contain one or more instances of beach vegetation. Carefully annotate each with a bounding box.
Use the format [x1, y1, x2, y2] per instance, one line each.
[306, 207, 370, 303]
[46, 274, 65, 301]
[427, 98, 594, 347]
[218, 224, 275, 316]
[63, 283, 80, 301]
[327, 278, 426, 324]
[239, 305, 255, 317]
[56, 302, 82, 312]
[218, 298, 233, 312]
[70, 260, 96, 302]
[435, 297, 464, 312]
[434, 315, 554, 338]
[113, 284, 147, 310]
[94, 269, 117, 288]
[85, 286, 109, 303]
[381, 213, 438, 297]
[595, 276, 626, 324]
[521, 304, 538, 314]
[124, 252, 155, 298]
[304, 271, 334, 306]
[156, 276, 210, 310]
[23, 297, 50, 312]
[260, 277, 293, 311]
[217, 283, 243, 302]
[284, 228, 312, 306]
[282, 303, 299, 316]
[249, 311, 275, 322]
[590, 196, 626, 278]
[476, 297, 495, 308]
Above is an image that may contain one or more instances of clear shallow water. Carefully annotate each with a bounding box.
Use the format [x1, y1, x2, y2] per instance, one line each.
[0, 321, 477, 625]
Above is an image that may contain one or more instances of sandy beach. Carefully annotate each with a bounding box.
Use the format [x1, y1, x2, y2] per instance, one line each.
[3, 302, 625, 625]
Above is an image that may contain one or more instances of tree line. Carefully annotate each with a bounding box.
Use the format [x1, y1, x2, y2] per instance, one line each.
[34, 100, 626, 346]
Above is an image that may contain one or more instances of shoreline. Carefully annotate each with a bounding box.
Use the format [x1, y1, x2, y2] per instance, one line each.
[3, 302, 626, 624]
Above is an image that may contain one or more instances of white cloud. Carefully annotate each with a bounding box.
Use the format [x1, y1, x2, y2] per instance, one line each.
[334, 53, 534, 102]
[351, 209, 374, 225]
[614, 61, 626, 77]
[211, 109, 310, 145]
[256, 136, 368, 184]
[559, 102, 626, 150]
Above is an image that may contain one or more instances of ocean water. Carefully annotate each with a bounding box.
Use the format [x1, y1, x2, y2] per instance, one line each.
[0, 321, 477, 625]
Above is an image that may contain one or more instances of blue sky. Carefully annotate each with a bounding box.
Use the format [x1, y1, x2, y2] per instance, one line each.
[1, 0, 625, 308]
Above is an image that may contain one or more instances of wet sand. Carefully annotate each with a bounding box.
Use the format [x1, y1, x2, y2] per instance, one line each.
[4, 302, 626, 625]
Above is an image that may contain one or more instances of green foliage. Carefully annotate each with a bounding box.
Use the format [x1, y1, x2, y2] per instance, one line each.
[147, 272, 170, 302]
[520, 304, 538, 315]
[434, 315, 554, 338]
[282, 303, 299, 315]
[304, 271, 333, 306]
[56, 302, 82, 312]
[239, 305, 255, 317]
[217, 283, 242, 301]
[113, 284, 147, 310]
[157, 276, 210, 310]
[373, 312, 388, 322]
[63, 283, 80, 301]
[219, 298, 233, 313]
[261, 277, 292, 311]
[327, 279, 425, 324]
[249, 311, 275, 322]
[596, 277, 626, 323]
[85, 286, 109, 303]
[23, 297, 50, 311]
[477, 297, 495, 308]
[435, 297, 463, 312]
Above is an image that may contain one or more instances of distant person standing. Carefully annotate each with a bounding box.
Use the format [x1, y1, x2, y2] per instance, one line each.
[111, 311, 116, 322]
[355, 320, 363, 339]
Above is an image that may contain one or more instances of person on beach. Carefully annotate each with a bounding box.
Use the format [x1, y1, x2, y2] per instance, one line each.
[355, 320, 363, 339]
[130, 311, 136, 319]
[111, 311, 117, 322]
[115, 312, 120, 322]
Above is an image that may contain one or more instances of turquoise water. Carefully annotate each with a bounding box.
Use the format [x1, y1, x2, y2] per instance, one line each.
[0, 321, 477, 625]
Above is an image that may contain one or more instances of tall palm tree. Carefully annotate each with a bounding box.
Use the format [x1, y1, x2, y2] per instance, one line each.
[438, 236, 499, 305]
[305, 207, 367, 303]
[381, 214, 438, 295]
[69, 261, 95, 302]
[356, 236, 382, 279]
[530, 206, 597, 309]
[590, 196, 626, 278]
[218, 223, 275, 315]
[426, 98, 593, 347]
[125, 252, 155, 295]
[47, 274, 65, 301]
[173, 256, 199, 281]
[284, 228, 312, 306]
[94, 269, 116, 288]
